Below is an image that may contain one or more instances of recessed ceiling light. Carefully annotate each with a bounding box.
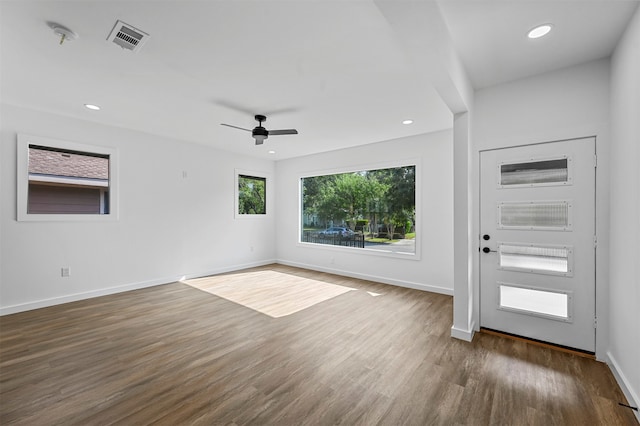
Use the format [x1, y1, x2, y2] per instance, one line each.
[528, 24, 552, 39]
[268, 150, 276, 154]
[402, 119, 413, 125]
[84, 104, 101, 111]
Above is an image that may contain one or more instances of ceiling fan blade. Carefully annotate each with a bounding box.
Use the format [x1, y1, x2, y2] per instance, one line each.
[269, 129, 298, 136]
[214, 99, 256, 115]
[220, 123, 251, 132]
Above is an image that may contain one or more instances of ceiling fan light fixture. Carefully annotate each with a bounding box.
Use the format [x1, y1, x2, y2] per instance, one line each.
[527, 24, 553, 39]
[254, 134, 267, 145]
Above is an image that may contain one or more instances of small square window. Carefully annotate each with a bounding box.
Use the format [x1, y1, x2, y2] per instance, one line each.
[238, 175, 266, 214]
[27, 145, 110, 214]
[235, 170, 269, 218]
[17, 134, 118, 222]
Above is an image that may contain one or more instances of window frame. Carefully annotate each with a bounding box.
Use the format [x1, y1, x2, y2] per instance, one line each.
[297, 158, 421, 260]
[17, 134, 119, 222]
[234, 169, 271, 219]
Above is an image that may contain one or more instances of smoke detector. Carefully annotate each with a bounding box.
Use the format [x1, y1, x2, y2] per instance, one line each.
[107, 20, 149, 52]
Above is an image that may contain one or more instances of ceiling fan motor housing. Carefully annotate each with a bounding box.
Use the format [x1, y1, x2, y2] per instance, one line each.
[253, 115, 268, 143]
[252, 126, 268, 138]
[252, 126, 268, 144]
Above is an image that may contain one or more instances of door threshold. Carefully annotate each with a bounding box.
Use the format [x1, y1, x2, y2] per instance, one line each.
[480, 328, 595, 359]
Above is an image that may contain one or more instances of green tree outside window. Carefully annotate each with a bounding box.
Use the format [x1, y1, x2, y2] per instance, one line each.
[301, 165, 415, 252]
[238, 175, 266, 214]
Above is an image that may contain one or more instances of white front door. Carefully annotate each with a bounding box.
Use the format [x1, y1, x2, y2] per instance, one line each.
[479, 137, 596, 352]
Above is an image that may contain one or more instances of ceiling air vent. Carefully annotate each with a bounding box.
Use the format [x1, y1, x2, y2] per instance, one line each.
[107, 20, 149, 52]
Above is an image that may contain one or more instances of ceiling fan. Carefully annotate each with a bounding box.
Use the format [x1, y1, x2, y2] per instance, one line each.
[221, 114, 298, 145]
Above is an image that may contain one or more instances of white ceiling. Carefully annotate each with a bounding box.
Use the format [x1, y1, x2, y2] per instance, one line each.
[1, 1, 637, 160]
[438, 0, 639, 89]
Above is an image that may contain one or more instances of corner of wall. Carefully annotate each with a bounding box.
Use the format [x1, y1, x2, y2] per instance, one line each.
[606, 351, 640, 423]
[450, 322, 476, 342]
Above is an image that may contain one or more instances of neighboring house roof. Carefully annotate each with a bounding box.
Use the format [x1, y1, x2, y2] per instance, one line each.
[29, 147, 108, 180]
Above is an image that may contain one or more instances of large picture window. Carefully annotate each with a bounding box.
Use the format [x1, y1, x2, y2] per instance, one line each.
[17, 134, 118, 222]
[301, 164, 416, 255]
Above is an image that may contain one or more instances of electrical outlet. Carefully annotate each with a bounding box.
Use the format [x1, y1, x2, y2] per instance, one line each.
[61, 267, 70, 277]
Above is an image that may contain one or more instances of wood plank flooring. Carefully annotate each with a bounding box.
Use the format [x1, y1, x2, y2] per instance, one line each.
[1, 264, 637, 425]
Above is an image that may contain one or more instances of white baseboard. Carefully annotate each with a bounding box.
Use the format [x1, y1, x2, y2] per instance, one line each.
[606, 351, 640, 423]
[180, 259, 276, 281]
[275, 259, 454, 296]
[2, 259, 451, 316]
[0, 259, 276, 316]
[450, 322, 476, 342]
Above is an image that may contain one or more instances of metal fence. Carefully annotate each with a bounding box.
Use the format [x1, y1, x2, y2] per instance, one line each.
[302, 231, 365, 248]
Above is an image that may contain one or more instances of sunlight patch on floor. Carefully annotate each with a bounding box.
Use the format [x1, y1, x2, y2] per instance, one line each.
[183, 270, 356, 318]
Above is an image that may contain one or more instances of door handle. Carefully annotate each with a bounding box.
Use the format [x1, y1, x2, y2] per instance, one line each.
[482, 247, 497, 253]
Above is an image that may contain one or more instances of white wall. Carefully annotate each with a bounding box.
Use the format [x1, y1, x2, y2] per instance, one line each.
[609, 5, 640, 419]
[451, 111, 475, 341]
[472, 58, 612, 356]
[275, 130, 454, 294]
[0, 104, 276, 314]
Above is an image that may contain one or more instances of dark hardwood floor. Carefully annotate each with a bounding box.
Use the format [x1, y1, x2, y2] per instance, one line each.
[1, 264, 636, 425]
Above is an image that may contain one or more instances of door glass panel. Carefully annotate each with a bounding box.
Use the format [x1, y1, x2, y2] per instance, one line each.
[499, 244, 572, 275]
[500, 158, 568, 186]
[499, 284, 569, 319]
[499, 201, 570, 229]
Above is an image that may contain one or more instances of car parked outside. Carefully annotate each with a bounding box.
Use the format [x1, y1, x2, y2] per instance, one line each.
[318, 226, 354, 237]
